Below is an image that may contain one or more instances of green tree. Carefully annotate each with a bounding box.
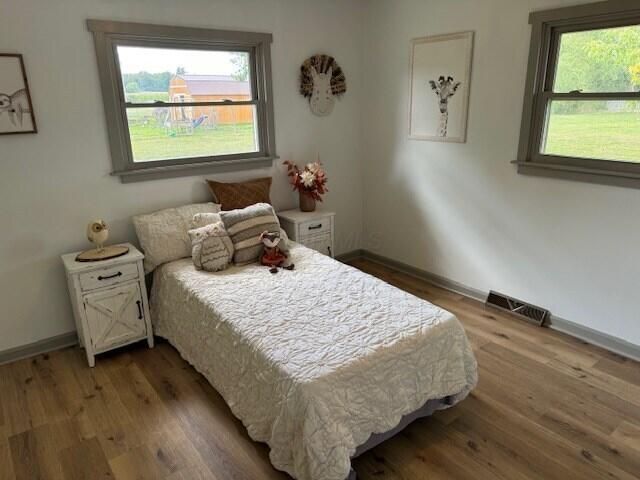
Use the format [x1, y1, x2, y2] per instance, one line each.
[125, 81, 140, 93]
[230, 53, 249, 81]
[121, 71, 172, 92]
[555, 25, 640, 94]
[630, 64, 640, 91]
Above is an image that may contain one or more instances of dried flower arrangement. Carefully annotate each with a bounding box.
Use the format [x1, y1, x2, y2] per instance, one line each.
[283, 159, 328, 212]
[283, 159, 328, 200]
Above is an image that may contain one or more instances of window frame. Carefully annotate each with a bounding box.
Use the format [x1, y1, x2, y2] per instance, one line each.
[87, 20, 277, 183]
[516, 0, 640, 188]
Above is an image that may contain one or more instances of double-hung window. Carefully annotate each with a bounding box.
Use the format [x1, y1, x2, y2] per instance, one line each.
[517, 1, 640, 188]
[88, 20, 276, 182]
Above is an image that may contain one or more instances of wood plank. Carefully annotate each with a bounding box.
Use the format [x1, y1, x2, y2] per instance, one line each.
[0, 426, 14, 480]
[165, 464, 219, 480]
[547, 358, 640, 407]
[538, 407, 640, 478]
[66, 349, 140, 458]
[593, 356, 640, 387]
[455, 391, 637, 480]
[612, 421, 640, 453]
[9, 419, 84, 480]
[482, 342, 640, 430]
[109, 445, 166, 480]
[59, 437, 114, 480]
[0, 358, 47, 436]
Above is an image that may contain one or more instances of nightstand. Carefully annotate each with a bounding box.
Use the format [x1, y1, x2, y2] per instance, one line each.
[61, 243, 154, 367]
[278, 209, 335, 258]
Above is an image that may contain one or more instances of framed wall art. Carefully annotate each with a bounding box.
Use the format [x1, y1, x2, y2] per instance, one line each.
[409, 32, 473, 143]
[0, 54, 37, 135]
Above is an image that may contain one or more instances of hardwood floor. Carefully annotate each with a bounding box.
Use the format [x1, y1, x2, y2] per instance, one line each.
[1, 258, 639, 479]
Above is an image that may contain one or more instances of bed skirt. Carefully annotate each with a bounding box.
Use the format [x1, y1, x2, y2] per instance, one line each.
[347, 396, 453, 480]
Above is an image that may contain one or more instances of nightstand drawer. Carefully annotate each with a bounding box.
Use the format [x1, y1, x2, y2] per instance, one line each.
[301, 233, 333, 257]
[79, 262, 139, 291]
[299, 218, 331, 237]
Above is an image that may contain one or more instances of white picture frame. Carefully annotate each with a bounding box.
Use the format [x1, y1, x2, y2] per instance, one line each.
[408, 31, 473, 143]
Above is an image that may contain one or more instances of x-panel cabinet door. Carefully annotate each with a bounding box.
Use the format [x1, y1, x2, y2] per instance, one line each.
[83, 282, 146, 351]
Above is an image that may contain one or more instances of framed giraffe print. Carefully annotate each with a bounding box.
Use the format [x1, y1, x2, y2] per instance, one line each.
[409, 32, 473, 143]
[0, 54, 37, 135]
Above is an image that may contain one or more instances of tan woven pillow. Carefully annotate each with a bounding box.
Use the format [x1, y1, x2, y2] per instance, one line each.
[206, 177, 272, 211]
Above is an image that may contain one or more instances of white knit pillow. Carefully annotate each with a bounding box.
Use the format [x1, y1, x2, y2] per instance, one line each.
[133, 202, 221, 273]
[188, 221, 234, 272]
[190, 212, 222, 230]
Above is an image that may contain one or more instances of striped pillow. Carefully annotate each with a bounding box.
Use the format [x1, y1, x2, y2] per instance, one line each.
[220, 203, 280, 265]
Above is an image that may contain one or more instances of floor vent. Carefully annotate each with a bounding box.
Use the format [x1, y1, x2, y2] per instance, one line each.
[485, 291, 549, 326]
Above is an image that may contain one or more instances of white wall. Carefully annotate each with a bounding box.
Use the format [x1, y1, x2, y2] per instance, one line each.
[362, 0, 640, 346]
[3, 0, 638, 355]
[0, 0, 364, 352]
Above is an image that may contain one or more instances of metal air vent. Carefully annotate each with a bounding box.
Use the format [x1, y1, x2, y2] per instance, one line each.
[485, 290, 549, 326]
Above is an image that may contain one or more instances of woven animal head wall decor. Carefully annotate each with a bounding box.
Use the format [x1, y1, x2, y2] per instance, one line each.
[299, 54, 346, 116]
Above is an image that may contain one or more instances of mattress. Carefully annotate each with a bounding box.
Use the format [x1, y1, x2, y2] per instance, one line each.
[151, 244, 478, 480]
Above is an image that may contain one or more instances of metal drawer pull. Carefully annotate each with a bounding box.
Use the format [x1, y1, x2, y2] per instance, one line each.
[136, 300, 143, 319]
[97, 271, 122, 281]
[308, 224, 322, 230]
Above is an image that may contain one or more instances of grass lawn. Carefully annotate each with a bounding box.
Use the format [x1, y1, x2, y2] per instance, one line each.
[125, 91, 169, 103]
[544, 112, 640, 163]
[128, 122, 257, 162]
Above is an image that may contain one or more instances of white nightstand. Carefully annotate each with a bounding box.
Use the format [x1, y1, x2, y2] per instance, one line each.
[61, 243, 154, 367]
[278, 209, 335, 258]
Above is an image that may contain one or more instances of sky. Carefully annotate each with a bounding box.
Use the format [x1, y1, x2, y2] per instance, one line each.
[117, 46, 241, 75]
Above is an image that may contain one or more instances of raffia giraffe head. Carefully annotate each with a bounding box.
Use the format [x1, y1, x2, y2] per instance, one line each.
[429, 76, 461, 113]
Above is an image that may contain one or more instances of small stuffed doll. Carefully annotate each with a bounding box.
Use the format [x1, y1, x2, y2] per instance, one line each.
[260, 230, 294, 274]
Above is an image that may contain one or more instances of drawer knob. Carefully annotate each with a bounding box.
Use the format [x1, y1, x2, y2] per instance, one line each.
[308, 224, 322, 230]
[136, 300, 143, 320]
[97, 271, 122, 281]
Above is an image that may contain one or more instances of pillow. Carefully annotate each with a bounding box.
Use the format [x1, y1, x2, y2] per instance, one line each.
[220, 203, 280, 265]
[206, 177, 272, 211]
[133, 202, 221, 273]
[190, 212, 222, 230]
[188, 221, 234, 272]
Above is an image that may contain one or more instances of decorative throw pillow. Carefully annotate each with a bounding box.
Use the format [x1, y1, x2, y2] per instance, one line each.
[132, 202, 221, 273]
[188, 221, 234, 272]
[206, 177, 272, 211]
[220, 203, 280, 265]
[190, 212, 222, 230]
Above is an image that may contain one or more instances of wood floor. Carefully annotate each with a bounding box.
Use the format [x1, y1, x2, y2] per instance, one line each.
[1, 258, 640, 480]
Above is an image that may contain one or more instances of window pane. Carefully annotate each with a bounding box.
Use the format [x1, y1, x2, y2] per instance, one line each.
[126, 105, 259, 163]
[553, 24, 640, 93]
[542, 100, 640, 162]
[117, 46, 252, 103]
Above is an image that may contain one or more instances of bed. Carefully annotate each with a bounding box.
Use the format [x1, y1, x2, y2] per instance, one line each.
[150, 243, 478, 480]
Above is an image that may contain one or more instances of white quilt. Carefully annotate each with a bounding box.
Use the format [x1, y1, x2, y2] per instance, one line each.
[151, 245, 478, 480]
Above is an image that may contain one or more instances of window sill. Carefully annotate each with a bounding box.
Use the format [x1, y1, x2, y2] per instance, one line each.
[512, 161, 640, 189]
[112, 156, 276, 183]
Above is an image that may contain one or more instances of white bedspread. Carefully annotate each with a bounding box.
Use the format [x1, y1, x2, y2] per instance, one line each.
[151, 245, 478, 480]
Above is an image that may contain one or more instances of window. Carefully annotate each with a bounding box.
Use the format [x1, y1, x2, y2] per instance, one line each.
[516, 2, 640, 188]
[88, 20, 276, 182]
